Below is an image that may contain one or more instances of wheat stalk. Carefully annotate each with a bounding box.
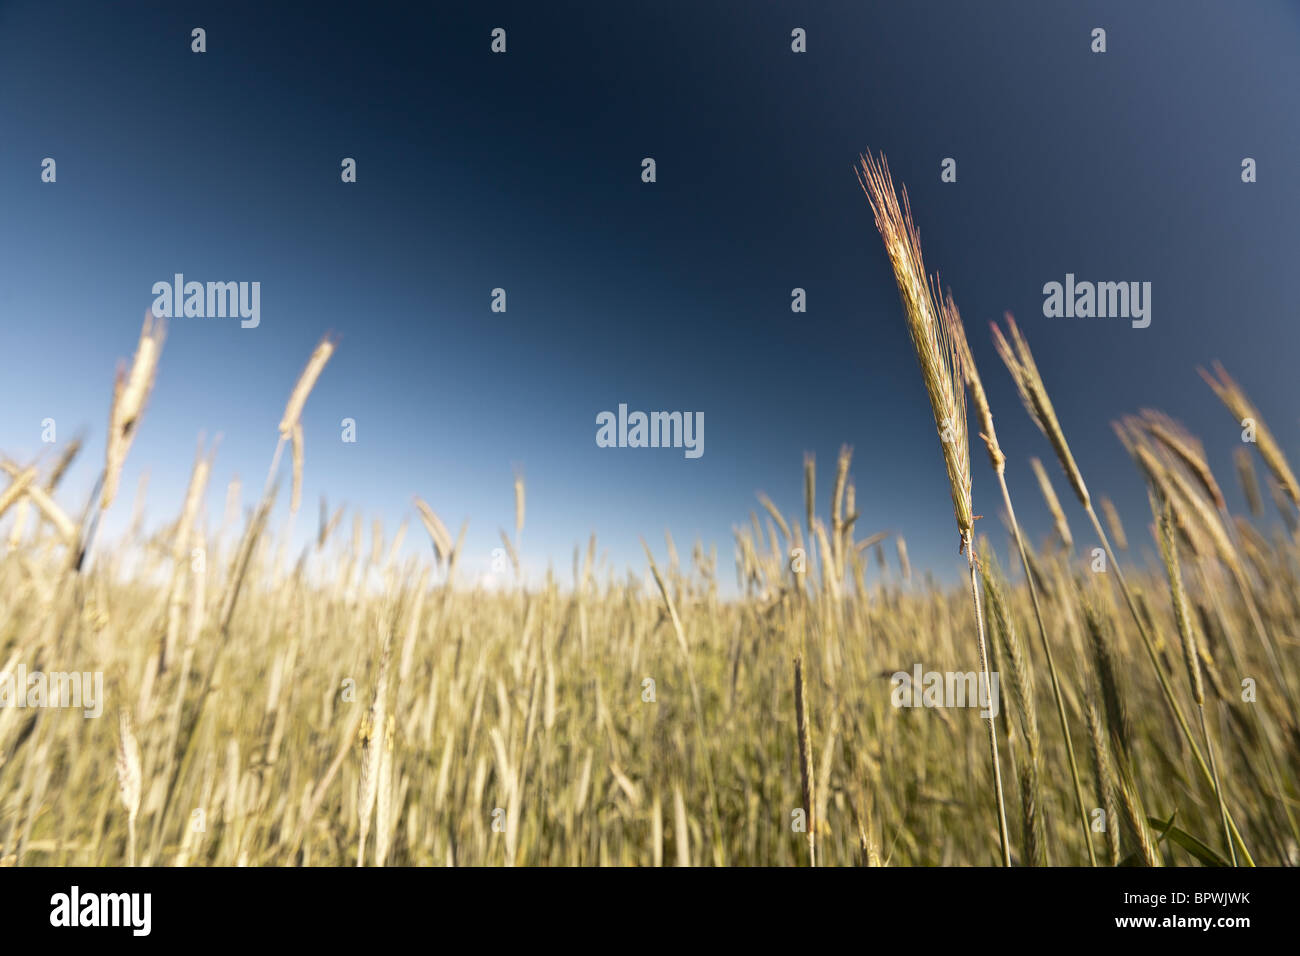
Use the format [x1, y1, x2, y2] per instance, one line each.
[1157, 497, 1236, 865]
[116, 710, 142, 867]
[991, 314, 1089, 510]
[793, 656, 816, 866]
[513, 466, 526, 541]
[1030, 457, 1073, 551]
[103, 312, 166, 511]
[0, 462, 77, 545]
[1140, 410, 1225, 510]
[992, 315, 1256, 865]
[1233, 447, 1263, 517]
[1099, 497, 1128, 551]
[357, 618, 392, 866]
[1080, 601, 1157, 866]
[414, 497, 454, 567]
[857, 153, 972, 543]
[1083, 695, 1122, 865]
[857, 149, 1009, 865]
[983, 562, 1046, 865]
[1200, 361, 1299, 507]
[950, 294, 1094, 864]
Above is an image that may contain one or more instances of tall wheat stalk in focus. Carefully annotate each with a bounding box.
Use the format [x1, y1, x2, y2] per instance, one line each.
[857, 150, 1011, 865]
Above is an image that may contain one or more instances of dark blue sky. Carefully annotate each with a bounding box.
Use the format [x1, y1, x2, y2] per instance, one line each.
[3, 0, 1298, 586]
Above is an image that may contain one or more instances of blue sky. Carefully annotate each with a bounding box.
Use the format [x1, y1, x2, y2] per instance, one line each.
[2, 0, 1298, 589]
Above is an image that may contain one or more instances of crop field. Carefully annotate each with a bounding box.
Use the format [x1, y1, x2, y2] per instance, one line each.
[1, 157, 1296, 868]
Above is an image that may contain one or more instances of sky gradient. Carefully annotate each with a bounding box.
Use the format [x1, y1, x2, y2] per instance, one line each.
[3, 0, 1299, 589]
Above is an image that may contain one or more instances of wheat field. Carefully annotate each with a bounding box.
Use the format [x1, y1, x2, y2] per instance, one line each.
[1, 158, 1296, 867]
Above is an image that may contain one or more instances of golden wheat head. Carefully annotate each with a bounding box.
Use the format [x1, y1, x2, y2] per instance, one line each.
[856, 151, 972, 544]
